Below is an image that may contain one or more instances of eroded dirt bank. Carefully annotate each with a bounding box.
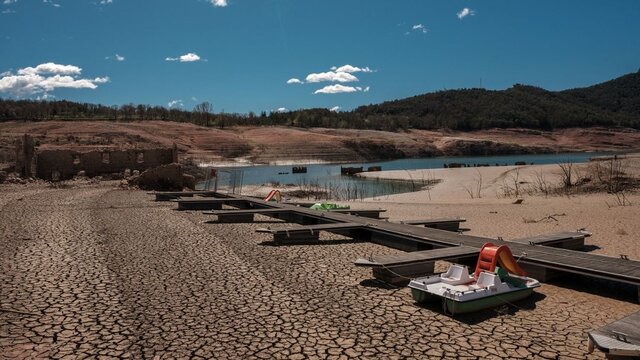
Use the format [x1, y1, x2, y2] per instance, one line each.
[1, 182, 638, 359]
[2, 121, 639, 166]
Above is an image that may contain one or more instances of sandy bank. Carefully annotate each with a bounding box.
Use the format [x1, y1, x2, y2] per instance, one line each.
[351, 159, 640, 260]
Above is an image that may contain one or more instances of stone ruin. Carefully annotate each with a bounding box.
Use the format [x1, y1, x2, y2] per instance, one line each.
[14, 134, 178, 181]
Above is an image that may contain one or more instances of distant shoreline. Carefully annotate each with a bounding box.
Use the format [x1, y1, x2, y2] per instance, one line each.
[1, 121, 639, 168]
[197, 150, 623, 169]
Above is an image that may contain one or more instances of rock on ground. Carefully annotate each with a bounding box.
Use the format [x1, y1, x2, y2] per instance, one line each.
[130, 163, 193, 191]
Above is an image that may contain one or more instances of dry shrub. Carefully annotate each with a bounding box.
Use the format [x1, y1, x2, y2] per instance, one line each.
[498, 167, 522, 198]
[463, 169, 483, 199]
[590, 157, 634, 193]
[558, 161, 574, 189]
[504, 158, 638, 201]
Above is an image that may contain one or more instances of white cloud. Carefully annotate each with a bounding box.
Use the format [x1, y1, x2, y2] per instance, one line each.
[168, 99, 183, 108]
[363, 86, 370, 92]
[330, 65, 372, 73]
[191, 96, 198, 102]
[275, 107, 287, 113]
[457, 8, 475, 19]
[2, 8, 15, 13]
[306, 71, 358, 83]
[314, 84, 360, 94]
[165, 52, 201, 62]
[43, 0, 60, 7]
[210, 0, 227, 7]
[0, 63, 108, 97]
[290, 64, 374, 94]
[17, 62, 82, 76]
[100, 0, 112, 4]
[36, 93, 55, 100]
[286, 78, 304, 84]
[3, 0, 18, 4]
[329, 106, 340, 112]
[105, 54, 125, 61]
[411, 24, 428, 34]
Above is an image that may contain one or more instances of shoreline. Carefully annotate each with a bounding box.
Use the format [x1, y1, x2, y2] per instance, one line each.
[196, 150, 635, 168]
[3, 121, 640, 168]
[242, 157, 640, 261]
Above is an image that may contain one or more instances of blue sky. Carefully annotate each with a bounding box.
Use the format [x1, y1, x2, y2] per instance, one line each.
[1, 0, 639, 114]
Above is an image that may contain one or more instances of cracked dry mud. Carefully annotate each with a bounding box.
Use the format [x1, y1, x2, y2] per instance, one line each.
[1, 184, 638, 359]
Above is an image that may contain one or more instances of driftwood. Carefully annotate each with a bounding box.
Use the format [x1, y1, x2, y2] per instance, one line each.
[523, 213, 567, 223]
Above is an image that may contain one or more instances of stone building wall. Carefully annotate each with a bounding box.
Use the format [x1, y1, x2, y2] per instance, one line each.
[15, 134, 35, 177]
[36, 147, 177, 180]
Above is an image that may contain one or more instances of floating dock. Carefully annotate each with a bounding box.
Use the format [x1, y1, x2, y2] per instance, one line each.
[155, 191, 640, 300]
[588, 310, 640, 358]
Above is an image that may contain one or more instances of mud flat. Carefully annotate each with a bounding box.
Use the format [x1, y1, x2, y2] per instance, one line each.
[1, 181, 639, 359]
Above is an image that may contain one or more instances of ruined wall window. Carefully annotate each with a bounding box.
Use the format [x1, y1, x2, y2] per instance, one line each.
[73, 154, 81, 165]
[136, 152, 144, 163]
[102, 152, 110, 164]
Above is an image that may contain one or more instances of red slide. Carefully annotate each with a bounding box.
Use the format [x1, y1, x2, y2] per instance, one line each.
[474, 243, 527, 278]
[264, 190, 281, 202]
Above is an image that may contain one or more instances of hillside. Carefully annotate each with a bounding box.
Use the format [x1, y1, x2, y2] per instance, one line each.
[2, 121, 640, 167]
[561, 71, 640, 115]
[1, 70, 640, 132]
[354, 71, 640, 130]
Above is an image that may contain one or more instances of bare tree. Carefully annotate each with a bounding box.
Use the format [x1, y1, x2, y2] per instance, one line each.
[193, 102, 213, 126]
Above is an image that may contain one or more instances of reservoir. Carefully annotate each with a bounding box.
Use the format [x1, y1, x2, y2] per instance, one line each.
[200, 152, 609, 199]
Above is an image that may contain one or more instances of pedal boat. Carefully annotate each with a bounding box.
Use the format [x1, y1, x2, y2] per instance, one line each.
[408, 243, 540, 315]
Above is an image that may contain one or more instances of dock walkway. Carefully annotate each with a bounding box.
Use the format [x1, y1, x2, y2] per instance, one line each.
[588, 310, 640, 358]
[159, 192, 640, 298]
[256, 222, 364, 244]
[234, 195, 640, 288]
[510, 230, 590, 249]
[151, 190, 217, 201]
[400, 218, 467, 232]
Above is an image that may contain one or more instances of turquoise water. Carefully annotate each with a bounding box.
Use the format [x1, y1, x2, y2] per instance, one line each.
[204, 152, 609, 199]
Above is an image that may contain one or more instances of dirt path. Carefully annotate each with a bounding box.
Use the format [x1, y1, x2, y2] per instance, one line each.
[1, 184, 638, 359]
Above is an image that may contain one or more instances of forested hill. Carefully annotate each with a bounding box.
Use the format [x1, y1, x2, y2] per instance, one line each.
[1, 70, 639, 131]
[560, 71, 640, 116]
[354, 70, 640, 130]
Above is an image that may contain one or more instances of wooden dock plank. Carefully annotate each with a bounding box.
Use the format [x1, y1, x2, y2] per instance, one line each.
[327, 208, 387, 219]
[204, 208, 294, 223]
[256, 222, 365, 244]
[151, 190, 218, 201]
[173, 198, 248, 203]
[256, 222, 364, 234]
[175, 198, 253, 210]
[204, 208, 292, 215]
[511, 231, 591, 245]
[354, 246, 479, 267]
[400, 218, 467, 232]
[401, 218, 466, 225]
[202, 194, 640, 286]
[588, 310, 640, 357]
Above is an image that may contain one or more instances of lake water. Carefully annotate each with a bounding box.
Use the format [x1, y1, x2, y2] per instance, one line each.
[201, 152, 608, 199]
